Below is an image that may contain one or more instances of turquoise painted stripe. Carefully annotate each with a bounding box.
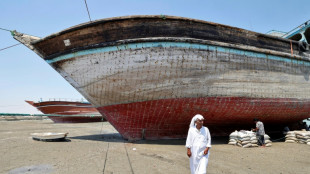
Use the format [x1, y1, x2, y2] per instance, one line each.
[46, 42, 310, 66]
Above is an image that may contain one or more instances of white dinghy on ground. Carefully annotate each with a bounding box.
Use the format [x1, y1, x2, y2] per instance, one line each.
[31, 132, 68, 141]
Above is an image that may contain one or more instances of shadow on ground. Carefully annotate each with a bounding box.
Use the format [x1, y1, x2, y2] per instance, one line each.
[135, 136, 230, 145]
[69, 133, 230, 145]
[69, 133, 124, 142]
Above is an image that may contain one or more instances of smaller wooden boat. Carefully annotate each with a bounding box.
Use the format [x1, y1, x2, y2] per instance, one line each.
[25, 99, 105, 123]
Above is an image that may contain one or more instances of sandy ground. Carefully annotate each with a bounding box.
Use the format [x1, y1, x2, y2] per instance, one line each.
[0, 120, 309, 174]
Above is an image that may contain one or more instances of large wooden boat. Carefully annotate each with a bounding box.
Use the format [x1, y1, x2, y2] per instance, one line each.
[14, 15, 310, 140]
[25, 100, 104, 123]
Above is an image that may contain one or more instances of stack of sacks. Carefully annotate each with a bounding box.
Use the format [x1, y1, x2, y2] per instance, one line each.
[294, 131, 310, 145]
[250, 134, 259, 147]
[228, 131, 238, 145]
[264, 134, 272, 147]
[228, 130, 272, 148]
[237, 130, 257, 148]
[285, 131, 297, 143]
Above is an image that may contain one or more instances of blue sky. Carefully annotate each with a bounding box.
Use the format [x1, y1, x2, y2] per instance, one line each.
[0, 0, 310, 114]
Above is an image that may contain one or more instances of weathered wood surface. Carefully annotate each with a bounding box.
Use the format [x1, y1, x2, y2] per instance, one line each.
[54, 44, 310, 106]
[50, 41, 310, 139]
[32, 15, 307, 60]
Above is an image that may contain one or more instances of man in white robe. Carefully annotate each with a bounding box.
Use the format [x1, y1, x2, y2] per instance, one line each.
[186, 114, 211, 174]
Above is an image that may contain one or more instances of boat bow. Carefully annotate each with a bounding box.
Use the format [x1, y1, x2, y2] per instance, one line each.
[12, 31, 43, 57]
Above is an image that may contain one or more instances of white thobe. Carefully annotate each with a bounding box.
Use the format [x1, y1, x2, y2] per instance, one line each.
[186, 126, 211, 174]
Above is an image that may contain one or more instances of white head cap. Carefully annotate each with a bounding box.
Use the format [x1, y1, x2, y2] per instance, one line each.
[190, 114, 204, 128]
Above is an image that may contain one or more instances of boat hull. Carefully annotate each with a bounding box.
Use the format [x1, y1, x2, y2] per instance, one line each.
[98, 97, 310, 140]
[26, 100, 105, 123]
[49, 41, 310, 139]
[15, 16, 310, 140]
[28, 101, 99, 115]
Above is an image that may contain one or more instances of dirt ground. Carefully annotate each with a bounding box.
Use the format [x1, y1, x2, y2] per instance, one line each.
[0, 119, 309, 174]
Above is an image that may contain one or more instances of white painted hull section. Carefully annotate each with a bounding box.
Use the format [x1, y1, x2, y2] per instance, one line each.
[52, 44, 310, 108]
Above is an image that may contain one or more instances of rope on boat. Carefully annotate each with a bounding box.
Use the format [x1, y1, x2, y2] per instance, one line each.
[0, 27, 11, 32]
[0, 43, 22, 52]
[290, 41, 293, 56]
[0, 27, 16, 36]
[84, 0, 92, 22]
[0, 27, 22, 52]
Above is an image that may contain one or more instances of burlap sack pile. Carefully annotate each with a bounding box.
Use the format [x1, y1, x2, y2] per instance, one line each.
[285, 131, 310, 145]
[284, 131, 297, 143]
[294, 131, 310, 145]
[228, 130, 272, 147]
